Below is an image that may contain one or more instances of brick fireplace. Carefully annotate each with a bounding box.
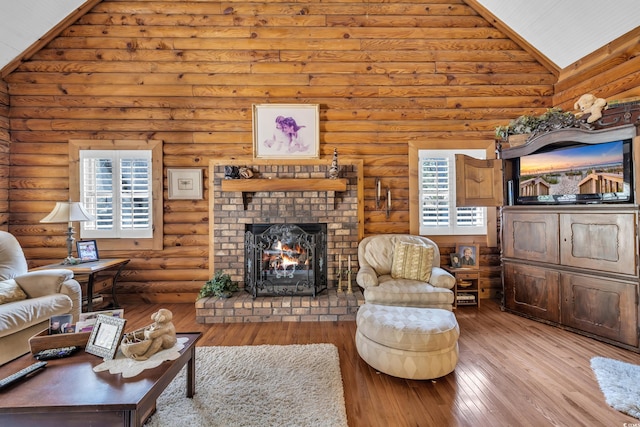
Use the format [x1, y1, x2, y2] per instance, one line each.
[197, 160, 364, 323]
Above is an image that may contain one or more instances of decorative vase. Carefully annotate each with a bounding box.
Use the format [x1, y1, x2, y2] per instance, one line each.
[329, 148, 339, 179]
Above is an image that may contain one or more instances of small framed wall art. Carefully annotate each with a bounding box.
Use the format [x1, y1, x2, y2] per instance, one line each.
[168, 168, 203, 200]
[253, 103, 320, 159]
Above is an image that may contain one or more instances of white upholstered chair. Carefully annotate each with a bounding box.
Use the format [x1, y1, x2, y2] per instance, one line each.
[0, 231, 81, 364]
[354, 234, 459, 379]
[355, 234, 456, 310]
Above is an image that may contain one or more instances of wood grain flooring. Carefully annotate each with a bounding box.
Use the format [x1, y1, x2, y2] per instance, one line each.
[121, 299, 640, 426]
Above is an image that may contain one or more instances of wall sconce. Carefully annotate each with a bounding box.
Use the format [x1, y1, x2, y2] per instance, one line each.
[375, 177, 381, 209]
[40, 200, 95, 264]
[386, 187, 391, 218]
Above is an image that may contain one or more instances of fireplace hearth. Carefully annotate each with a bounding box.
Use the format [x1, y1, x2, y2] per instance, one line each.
[245, 223, 327, 297]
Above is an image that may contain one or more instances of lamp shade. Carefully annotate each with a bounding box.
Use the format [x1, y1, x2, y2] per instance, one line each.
[40, 201, 95, 223]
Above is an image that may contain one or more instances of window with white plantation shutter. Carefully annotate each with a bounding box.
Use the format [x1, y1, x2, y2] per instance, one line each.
[419, 149, 487, 235]
[80, 150, 153, 239]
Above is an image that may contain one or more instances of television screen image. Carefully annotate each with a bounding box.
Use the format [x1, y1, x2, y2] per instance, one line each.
[516, 139, 632, 205]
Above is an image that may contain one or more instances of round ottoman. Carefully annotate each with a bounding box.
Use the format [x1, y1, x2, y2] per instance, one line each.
[355, 303, 459, 380]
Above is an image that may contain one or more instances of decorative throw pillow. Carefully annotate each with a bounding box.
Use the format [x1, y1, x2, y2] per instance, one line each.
[391, 242, 434, 282]
[0, 279, 28, 305]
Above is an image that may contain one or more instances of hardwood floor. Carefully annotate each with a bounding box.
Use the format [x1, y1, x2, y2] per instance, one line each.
[122, 299, 639, 426]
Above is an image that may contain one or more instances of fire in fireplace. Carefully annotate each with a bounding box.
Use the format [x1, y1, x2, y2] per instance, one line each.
[245, 223, 327, 297]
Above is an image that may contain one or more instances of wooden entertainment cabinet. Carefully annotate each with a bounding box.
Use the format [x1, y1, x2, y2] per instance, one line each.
[457, 109, 640, 351]
[500, 122, 640, 351]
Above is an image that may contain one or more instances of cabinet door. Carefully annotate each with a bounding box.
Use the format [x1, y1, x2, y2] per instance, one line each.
[503, 212, 559, 264]
[455, 155, 503, 207]
[561, 273, 638, 347]
[560, 212, 637, 275]
[504, 261, 560, 322]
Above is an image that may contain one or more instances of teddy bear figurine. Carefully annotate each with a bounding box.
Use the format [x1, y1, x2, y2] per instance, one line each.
[574, 93, 608, 124]
[121, 308, 177, 361]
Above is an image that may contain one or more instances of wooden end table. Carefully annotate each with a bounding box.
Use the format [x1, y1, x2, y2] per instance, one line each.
[0, 332, 201, 427]
[33, 258, 130, 312]
[443, 266, 481, 308]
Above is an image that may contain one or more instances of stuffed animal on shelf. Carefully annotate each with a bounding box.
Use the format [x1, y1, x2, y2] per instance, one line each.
[121, 308, 177, 361]
[574, 93, 608, 123]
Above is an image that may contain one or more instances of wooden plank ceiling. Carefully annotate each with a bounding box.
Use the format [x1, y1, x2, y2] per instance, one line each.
[1, 0, 639, 77]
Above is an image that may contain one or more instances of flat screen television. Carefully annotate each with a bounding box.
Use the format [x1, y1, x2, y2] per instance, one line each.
[515, 139, 633, 205]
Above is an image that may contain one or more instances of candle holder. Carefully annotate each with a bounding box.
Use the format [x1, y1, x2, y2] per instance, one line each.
[337, 269, 343, 293]
[346, 269, 353, 294]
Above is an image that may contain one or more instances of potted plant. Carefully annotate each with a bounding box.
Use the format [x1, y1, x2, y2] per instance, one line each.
[495, 114, 541, 145]
[495, 108, 577, 146]
[198, 270, 238, 299]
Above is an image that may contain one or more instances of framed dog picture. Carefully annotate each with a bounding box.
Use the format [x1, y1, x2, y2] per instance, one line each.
[253, 104, 320, 159]
[76, 240, 99, 262]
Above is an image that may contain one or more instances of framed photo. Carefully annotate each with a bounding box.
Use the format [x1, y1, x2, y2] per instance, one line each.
[456, 244, 479, 268]
[49, 314, 74, 334]
[253, 104, 320, 159]
[86, 314, 126, 360]
[450, 253, 461, 268]
[76, 240, 99, 262]
[168, 168, 203, 200]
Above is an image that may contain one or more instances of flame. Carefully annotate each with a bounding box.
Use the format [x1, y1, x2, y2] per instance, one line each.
[265, 240, 307, 269]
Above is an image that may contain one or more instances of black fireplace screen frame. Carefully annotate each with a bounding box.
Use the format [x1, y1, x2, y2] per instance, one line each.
[245, 223, 327, 298]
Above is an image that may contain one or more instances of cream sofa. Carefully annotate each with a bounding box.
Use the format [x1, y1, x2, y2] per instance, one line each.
[0, 231, 81, 365]
[356, 234, 456, 310]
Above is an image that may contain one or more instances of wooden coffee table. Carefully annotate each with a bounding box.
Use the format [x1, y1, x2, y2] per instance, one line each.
[0, 332, 201, 427]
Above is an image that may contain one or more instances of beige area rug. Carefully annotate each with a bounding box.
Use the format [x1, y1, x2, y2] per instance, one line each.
[591, 356, 640, 420]
[144, 343, 348, 427]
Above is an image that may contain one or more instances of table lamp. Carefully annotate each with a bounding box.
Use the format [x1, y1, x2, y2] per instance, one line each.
[40, 200, 96, 264]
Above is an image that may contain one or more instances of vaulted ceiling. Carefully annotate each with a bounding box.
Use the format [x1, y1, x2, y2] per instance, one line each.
[1, 0, 639, 75]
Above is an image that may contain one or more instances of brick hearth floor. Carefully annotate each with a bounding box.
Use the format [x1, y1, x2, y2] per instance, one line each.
[196, 288, 364, 323]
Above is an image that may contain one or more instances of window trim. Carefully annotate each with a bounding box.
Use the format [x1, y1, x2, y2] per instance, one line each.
[69, 139, 163, 251]
[418, 148, 487, 236]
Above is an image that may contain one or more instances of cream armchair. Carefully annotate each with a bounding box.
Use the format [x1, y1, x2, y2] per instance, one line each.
[356, 234, 455, 310]
[0, 231, 81, 364]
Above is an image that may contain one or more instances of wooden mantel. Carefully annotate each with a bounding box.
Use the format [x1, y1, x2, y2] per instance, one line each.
[221, 178, 348, 192]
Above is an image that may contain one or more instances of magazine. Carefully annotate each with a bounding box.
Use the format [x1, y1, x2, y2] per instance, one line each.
[75, 308, 125, 333]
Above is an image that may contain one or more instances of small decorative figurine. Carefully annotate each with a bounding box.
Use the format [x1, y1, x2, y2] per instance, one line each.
[574, 93, 608, 124]
[239, 167, 254, 179]
[120, 308, 177, 361]
[224, 166, 240, 179]
[329, 148, 339, 179]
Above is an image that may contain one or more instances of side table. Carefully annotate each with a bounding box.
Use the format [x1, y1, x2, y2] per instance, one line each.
[32, 258, 130, 312]
[443, 266, 481, 308]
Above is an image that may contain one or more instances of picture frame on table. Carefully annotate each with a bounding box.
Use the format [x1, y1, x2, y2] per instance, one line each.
[168, 168, 203, 200]
[253, 104, 320, 159]
[85, 314, 126, 360]
[450, 253, 461, 268]
[455, 244, 479, 267]
[76, 240, 99, 262]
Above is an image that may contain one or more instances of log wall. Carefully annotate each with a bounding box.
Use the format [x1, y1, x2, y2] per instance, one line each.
[1, 0, 636, 303]
[0, 82, 8, 230]
[553, 27, 640, 108]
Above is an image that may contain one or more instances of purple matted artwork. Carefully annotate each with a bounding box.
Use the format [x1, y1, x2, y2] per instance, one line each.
[253, 104, 320, 159]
